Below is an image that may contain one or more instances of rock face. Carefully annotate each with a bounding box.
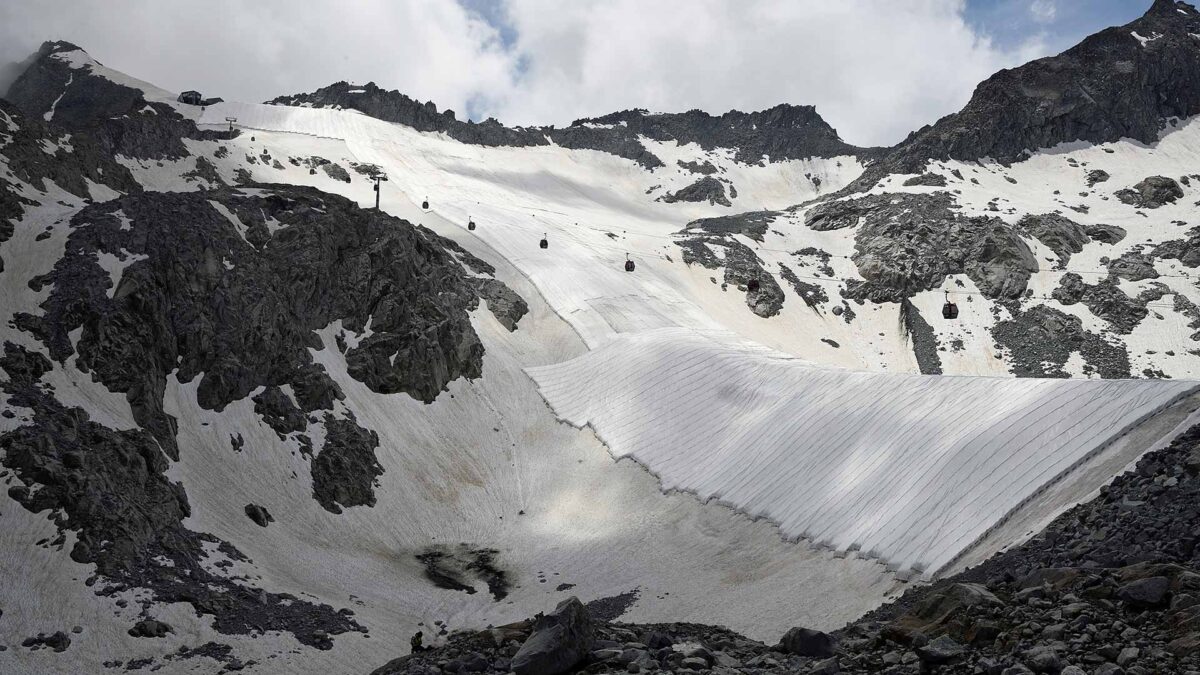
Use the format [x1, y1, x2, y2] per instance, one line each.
[5, 41, 235, 161]
[900, 298, 943, 375]
[1115, 175, 1185, 208]
[676, 229, 786, 318]
[1052, 273, 1154, 334]
[311, 416, 383, 514]
[510, 597, 596, 675]
[0, 180, 527, 647]
[267, 81, 868, 169]
[1017, 213, 1091, 264]
[811, 192, 1037, 302]
[882, 1, 1200, 171]
[993, 304, 1131, 378]
[1155, 225, 1200, 266]
[14, 186, 519, 461]
[0, 342, 364, 649]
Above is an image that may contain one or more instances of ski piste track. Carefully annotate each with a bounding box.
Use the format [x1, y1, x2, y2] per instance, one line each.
[192, 98, 1200, 581]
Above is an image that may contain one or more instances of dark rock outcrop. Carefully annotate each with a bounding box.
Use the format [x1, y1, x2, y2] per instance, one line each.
[252, 386, 307, 438]
[779, 263, 829, 310]
[0, 99, 140, 200]
[1154, 225, 1200, 266]
[681, 210, 778, 242]
[1115, 175, 1185, 208]
[14, 185, 519, 461]
[128, 619, 173, 639]
[0, 342, 363, 649]
[311, 415, 383, 514]
[902, 172, 947, 187]
[900, 298, 943, 375]
[678, 159, 718, 174]
[244, 504, 274, 528]
[825, 192, 1037, 302]
[1085, 223, 1127, 245]
[778, 627, 836, 658]
[1052, 273, 1151, 334]
[992, 304, 1131, 377]
[659, 176, 731, 206]
[1017, 213, 1091, 264]
[1109, 250, 1160, 281]
[676, 231, 785, 318]
[1087, 169, 1112, 187]
[511, 597, 596, 675]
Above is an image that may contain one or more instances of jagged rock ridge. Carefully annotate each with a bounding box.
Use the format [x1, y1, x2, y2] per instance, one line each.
[267, 81, 869, 169]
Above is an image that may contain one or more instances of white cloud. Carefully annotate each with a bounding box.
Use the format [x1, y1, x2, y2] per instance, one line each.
[488, 0, 1050, 145]
[0, 0, 1056, 147]
[1030, 0, 1058, 23]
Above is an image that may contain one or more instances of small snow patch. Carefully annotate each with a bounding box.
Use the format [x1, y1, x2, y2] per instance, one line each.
[1131, 31, 1161, 46]
[43, 73, 73, 121]
[95, 249, 148, 298]
[208, 200, 249, 241]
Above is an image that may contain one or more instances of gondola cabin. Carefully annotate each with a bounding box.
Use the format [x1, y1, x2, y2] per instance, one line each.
[942, 292, 959, 320]
[539, 233, 548, 249]
[624, 254, 635, 272]
[178, 90, 203, 106]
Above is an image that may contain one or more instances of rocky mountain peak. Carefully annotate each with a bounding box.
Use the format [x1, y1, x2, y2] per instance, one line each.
[269, 80, 865, 168]
[1147, 0, 1197, 17]
[875, 0, 1200, 173]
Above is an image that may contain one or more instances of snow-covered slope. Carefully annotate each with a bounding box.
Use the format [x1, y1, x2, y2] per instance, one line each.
[5, 4, 1200, 671]
[528, 328, 1199, 578]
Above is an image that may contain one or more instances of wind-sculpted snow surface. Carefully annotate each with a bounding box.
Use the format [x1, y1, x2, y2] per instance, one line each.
[528, 329, 1200, 578]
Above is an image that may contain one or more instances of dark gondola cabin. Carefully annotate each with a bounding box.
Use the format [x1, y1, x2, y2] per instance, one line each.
[421, 197, 429, 210]
[539, 234, 548, 249]
[624, 254, 635, 272]
[942, 292, 959, 320]
[468, 218, 476, 231]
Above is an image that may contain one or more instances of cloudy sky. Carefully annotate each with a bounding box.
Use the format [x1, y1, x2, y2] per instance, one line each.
[0, 0, 1148, 147]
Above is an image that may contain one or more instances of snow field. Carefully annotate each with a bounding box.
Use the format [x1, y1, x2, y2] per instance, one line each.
[528, 328, 1200, 577]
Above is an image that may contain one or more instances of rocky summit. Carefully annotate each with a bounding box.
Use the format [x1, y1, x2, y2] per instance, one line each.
[6, 2, 1200, 674]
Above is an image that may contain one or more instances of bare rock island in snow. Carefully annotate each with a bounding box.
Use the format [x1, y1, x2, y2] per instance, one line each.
[7, 2, 1200, 674]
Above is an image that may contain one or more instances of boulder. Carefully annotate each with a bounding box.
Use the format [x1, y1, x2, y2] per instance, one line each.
[917, 635, 965, 664]
[1115, 176, 1183, 209]
[244, 503, 274, 528]
[511, 597, 595, 675]
[128, 619, 173, 638]
[778, 627, 836, 657]
[1117, 576, 1171, 608]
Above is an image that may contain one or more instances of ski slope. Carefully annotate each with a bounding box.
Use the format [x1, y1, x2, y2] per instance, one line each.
[528, 329, 1200, 577]
[195, 101, 871, 356]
